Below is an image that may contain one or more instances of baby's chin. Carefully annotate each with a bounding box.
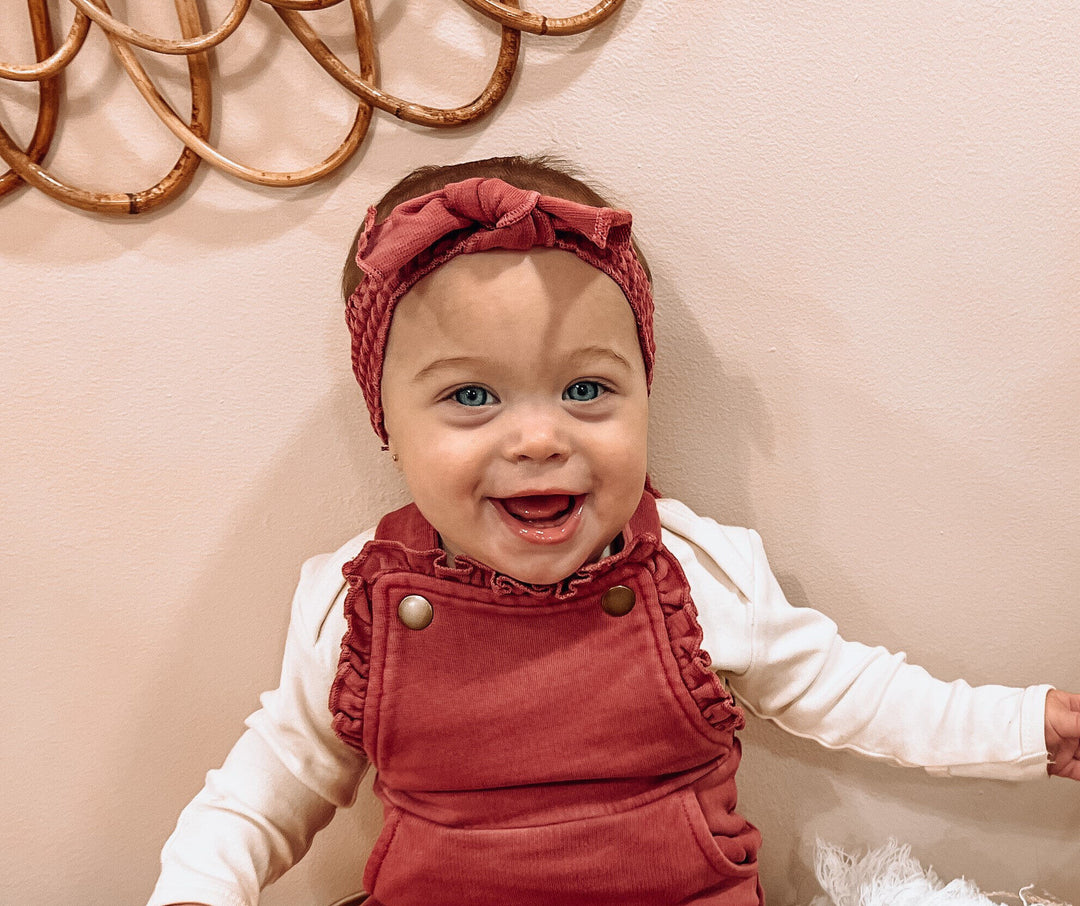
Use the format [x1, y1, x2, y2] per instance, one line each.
[497, 562, 584, 586]
[459, 542, 613, 587]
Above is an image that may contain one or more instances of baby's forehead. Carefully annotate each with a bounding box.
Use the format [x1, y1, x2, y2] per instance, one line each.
[390, 249, 643, 359]
[402, 248, 627, 311]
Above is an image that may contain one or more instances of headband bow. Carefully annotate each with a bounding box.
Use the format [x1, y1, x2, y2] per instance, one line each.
[346, 177, 654, 441]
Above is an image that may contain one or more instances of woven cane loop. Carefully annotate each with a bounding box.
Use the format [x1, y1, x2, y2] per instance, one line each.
[0, 0, 625, 215]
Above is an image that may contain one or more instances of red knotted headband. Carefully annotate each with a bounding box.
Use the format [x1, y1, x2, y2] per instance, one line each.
[345, 176, 655, 442]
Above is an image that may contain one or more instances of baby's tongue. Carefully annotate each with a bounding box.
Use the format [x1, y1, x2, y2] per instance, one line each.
[501, 494, 573, 521]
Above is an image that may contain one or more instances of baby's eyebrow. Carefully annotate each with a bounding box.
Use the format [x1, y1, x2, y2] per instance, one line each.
[412, 346, 633, 382]
[568, 345, 634, 372]
[413, 356, 486, 381]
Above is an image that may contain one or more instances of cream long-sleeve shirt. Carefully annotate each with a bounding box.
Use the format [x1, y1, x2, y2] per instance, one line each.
[147, 498, 1051, 906]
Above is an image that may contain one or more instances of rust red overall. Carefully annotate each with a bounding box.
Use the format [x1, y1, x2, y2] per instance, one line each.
[330, 493, 763, 905]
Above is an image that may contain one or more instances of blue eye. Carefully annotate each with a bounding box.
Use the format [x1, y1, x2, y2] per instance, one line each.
[452, 386, 494, 407]
[563, 381, 604, 402]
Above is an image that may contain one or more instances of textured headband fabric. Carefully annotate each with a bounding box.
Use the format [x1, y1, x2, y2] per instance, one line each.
[345, 176, 655, 442]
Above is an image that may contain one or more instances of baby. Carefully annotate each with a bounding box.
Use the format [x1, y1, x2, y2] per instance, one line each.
[149, 156, 1080, 906]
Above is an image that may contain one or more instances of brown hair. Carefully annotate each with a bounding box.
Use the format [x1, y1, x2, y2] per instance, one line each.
[341, 155, 651, 302]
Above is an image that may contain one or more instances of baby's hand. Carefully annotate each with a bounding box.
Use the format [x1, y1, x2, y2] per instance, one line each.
[1045, 689, 1080, 780]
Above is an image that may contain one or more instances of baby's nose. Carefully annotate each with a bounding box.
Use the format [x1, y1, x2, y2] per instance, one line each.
[503, 405, 571, 463]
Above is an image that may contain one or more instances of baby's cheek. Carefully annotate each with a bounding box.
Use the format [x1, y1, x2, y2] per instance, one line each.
[434, 434, 486, 465]
[611, 420, 649, 469]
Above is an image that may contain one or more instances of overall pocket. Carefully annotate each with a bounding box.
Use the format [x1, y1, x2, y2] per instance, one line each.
[367, 787, 761, 906]
[679, 785, 761, 880]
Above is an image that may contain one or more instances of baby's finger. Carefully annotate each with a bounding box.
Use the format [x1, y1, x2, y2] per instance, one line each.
[1048, 752, 1080, 781]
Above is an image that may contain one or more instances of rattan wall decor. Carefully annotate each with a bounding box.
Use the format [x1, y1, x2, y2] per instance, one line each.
[0, 0, 625, 215]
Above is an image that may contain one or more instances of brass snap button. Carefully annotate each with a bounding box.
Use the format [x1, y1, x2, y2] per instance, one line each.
[601, 585, 636, 617]
[397, 594, 433, 630]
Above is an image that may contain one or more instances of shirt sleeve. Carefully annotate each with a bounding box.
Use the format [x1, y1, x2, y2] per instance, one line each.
[147, 537, 372, 906]
[658, 498, 1051, 781]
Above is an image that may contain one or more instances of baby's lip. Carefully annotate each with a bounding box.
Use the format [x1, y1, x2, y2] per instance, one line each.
[498, 493, 577, 522]
[490, 494, 586, 544]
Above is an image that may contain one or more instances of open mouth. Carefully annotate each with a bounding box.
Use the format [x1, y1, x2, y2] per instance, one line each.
[490, 493, 586, 546]
[496, 494, 578, 527]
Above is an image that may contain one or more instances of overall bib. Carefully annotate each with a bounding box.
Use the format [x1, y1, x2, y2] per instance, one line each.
[330, 493, 763, 905]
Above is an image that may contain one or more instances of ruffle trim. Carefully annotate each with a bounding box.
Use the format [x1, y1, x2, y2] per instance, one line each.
[645, 545, 745, 736]
[328, 576, 372, 752]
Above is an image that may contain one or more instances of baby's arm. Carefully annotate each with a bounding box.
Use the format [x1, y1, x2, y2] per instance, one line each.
[730, 527, 1051, 778]
[1045, 688, 1080, 780]
[151, 730, 351, 906]
[661, 500, 1053, 779]
[148, 540, 371, 906]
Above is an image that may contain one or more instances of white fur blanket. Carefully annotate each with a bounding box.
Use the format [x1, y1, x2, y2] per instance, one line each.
[810, 840, 1072, 906]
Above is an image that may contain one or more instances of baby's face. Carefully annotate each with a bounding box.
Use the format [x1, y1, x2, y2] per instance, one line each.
[381, 248, 649, 585]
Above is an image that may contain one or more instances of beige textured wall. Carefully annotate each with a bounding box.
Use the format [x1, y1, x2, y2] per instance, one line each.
[2, 2, 1077, 904]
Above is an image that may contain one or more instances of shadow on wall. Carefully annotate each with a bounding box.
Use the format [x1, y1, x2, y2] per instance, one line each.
[647, 268, 777, 527]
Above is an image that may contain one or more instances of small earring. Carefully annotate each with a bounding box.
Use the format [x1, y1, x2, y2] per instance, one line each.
[391, 453, 399, 462]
